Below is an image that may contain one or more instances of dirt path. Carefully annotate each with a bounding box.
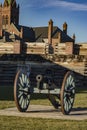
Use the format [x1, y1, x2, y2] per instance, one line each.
[0, 105, 87, 120]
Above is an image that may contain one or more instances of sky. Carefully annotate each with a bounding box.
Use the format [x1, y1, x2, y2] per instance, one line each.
[0, 0, 87, 43]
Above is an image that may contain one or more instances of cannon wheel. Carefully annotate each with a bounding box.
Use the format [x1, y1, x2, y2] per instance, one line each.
[14, 69, 31, 112]
[60, 71, 75, 115]
[48, 95, 59, 109]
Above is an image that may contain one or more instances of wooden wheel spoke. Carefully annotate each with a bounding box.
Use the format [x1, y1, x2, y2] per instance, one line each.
[18, 91, 23, 98]
[64, 90, 75, 98]
[68, 75, 74, 85]
[72, 89, 75, 94]
[64, 96, 72, 112]
[64, 99, 69, 112]
[22, 74, 25, 83]
[19, 88, 29, 94]
[23, 99, 27, 109]
[21, 98, 24, 109]
[19, 76, 24, 86]
[70, 86, 75, 92]
[66, 75, 74, 88]
[18, 91, 29, 109]
[19, 95, 23, 106]
[67, 98, 72, 110]
[69, 96, 74, 104]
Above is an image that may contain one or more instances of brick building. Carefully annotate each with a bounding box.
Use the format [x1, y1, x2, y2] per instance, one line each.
[0, 0, 75, 45]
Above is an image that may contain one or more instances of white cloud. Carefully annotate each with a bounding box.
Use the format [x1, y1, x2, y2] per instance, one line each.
[45, 0, 87, 11]
[21, 0, 87, 11]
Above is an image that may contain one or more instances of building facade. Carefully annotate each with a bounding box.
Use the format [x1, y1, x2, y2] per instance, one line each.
[0, 0, 75, 46]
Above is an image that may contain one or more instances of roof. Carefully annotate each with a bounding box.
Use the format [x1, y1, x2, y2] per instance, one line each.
[52, 27, 74, 42]
[15, 25, 35, 42]
[10, 23, 74, 43]
[33, 26, 57, 42]
[33, 26, 73, 43]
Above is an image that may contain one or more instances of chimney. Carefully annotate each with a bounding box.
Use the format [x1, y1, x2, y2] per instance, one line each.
[72, 33, 76, 43]
[0, 5, 2, 37]
[48, 19, 53, 44]
[0, 25, 2, 37]
[20, 27, 23, 39]
[58, 32, 61, 43]
[63, 22, 67, 34]
[0, 4, 2, 7]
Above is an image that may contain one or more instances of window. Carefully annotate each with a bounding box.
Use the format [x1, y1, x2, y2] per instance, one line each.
[6, 15, 8, 24]
[2, 15, 5, 25]
[2, 15, 9, 25]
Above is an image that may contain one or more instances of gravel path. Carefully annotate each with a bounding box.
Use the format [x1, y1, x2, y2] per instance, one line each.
[0, 105, 87, 120]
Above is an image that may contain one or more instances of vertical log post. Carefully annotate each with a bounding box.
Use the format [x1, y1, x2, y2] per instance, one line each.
[14, 40, 21, 54]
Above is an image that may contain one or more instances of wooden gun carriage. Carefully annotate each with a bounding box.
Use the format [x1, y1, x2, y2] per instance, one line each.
[0, 40, 87, 115]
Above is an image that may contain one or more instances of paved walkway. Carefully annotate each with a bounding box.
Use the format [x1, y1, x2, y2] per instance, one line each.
[0, 105, 87, 120]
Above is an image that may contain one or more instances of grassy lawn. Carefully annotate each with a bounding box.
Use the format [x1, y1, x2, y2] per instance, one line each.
[0, 86, 87, 130]
[0, 116, 87, 130]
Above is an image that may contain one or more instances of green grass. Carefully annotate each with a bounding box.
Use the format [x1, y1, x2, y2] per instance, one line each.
[0, 116, 86, 130]
[74, 93, 87, 108]
[0, 101, 15, 109]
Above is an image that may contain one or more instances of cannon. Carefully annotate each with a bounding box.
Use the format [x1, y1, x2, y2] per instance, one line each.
[12, 42, 76, 115]
[14, 66, 75, 115]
